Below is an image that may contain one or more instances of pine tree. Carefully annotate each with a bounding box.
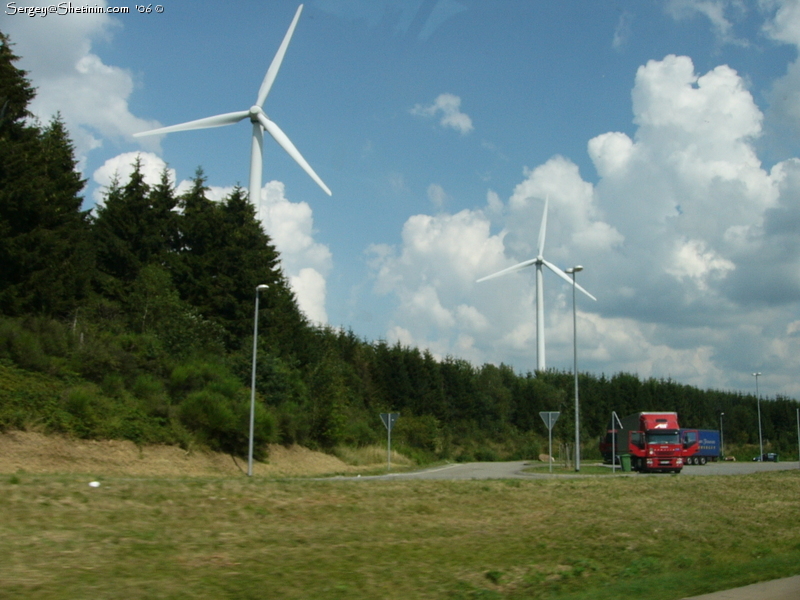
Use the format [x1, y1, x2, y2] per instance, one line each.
[93, 158, 180, 303]
[175, 174, 311, 353]
[0, 33, 92, 316]
[0, 32, 34, 133]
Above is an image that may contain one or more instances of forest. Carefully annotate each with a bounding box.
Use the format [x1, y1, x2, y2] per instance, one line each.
[2, 31, 798, 464]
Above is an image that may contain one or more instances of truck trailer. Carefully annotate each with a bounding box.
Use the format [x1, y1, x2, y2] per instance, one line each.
[600, 412, 684, 473]
[680, 429, 721, 465]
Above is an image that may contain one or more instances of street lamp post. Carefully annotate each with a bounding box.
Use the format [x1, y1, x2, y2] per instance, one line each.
[248, 284, 269, 477]
[566, 266, 583, 472]
[752, 372, 763, 461]
[719, 412, 725, 460]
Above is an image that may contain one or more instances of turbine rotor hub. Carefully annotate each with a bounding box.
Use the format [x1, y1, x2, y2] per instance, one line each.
[248, 105, 262, 122]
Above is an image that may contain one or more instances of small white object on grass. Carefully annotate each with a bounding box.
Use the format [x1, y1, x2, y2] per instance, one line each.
[89, 481, 100, 488]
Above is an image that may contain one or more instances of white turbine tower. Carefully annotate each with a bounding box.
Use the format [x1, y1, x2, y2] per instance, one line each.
[477, 196, 596, 371]
[133, 4, 331, 205]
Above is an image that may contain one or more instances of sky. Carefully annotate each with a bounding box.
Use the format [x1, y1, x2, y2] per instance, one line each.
[4, 0, 800, 400]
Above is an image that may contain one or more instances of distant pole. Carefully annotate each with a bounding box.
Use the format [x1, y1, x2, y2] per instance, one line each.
[566, 266, 583, 472]
[753, 372, 763, 460]
[248, 284, 269, 477]
[539, 412, 560, 474]
[796, 408, 799, 469]
[380, 413, 399, 471]
[611, 411, 622, 474]
[611, 410, 617, 475]
[720, 412, 725, 460]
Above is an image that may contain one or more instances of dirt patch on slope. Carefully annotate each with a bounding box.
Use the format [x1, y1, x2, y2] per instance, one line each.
[0, 430, 363, 477]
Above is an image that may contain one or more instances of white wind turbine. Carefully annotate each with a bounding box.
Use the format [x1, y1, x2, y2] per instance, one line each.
[133, 4, 331, 204]
[477, 196, 596, 371]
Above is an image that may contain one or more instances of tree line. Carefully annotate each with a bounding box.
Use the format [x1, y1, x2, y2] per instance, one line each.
[1, 32, 797, 462]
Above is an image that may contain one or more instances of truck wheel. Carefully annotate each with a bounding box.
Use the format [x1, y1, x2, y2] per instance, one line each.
[699, 457, 707, 465]
[687, 457, 694, 465]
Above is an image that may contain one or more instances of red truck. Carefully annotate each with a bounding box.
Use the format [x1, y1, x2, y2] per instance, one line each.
[600, 412, 684, 473]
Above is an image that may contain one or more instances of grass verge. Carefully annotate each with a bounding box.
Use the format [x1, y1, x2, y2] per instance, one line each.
[1, 470, 798, 599]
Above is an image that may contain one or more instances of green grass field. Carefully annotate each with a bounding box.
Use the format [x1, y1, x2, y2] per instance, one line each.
[2, 470, 799, 599]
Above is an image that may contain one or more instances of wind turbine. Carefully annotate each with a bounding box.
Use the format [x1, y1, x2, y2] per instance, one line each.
[133, 4, 331, 206]
[477, 196, 596, 371]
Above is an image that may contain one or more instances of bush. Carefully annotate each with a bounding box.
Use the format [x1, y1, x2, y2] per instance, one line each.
[179, 389, 237, 444]
[0, 318, 50, 372]
[275, 401, 311, 446]
[340, 416, 379, 447]
[132, 373, 170, 418]
[169, 360, 235, 400]
[69, 332, 136, 382]
[175, 364, 276, 457]
[394, 414, 441, 453]
[62, 384, 107, 438]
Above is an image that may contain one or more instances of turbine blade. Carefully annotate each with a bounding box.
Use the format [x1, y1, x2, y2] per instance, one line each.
[256, 4, 304, 107]
[542, 259, 597, 301]
[537, 195, 549, 257]
[258, 113, 332, 196]
[133, 110, 249, 137]
[476, 258, 538, 283]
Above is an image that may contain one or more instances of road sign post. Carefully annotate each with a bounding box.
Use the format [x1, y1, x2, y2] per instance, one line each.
[380, 413, 399, 471]
[611, 411, 623, 474]
[539, 411, 560, 474]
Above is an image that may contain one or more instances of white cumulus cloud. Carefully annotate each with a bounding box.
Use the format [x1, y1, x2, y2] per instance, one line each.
[1, 4, 159, 166]
[411, 93, 474, 135]
[373, 52, 800, 395]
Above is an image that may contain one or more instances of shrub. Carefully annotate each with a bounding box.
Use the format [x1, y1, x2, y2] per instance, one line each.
[340, 416, 379, 447]
[0, 318, 49, 372]
[177, 381, 276, 457]
[62, 384, 107, 438]
[394, 414, 441, 453]
[132, 373, 170, 418]
[275, 401, 311, 446]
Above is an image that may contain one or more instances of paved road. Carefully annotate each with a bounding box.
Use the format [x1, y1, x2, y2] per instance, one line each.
[338, 459, 800, 481]
[681, 575, 800, 600]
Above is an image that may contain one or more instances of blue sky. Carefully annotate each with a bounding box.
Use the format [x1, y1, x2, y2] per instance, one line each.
[5, 0, 800, 400]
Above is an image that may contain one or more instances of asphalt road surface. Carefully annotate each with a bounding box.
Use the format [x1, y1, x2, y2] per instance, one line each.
[336, 459, 800, 481]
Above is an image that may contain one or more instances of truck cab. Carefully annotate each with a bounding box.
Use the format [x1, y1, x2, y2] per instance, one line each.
[601, 412, 684, 473]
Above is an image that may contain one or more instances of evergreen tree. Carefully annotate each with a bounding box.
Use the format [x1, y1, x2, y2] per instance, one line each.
[93, 157, 172, 300]
[175, 173, 310, 353]
[0, 33, 92, 316]
[0, 32, 34, 132]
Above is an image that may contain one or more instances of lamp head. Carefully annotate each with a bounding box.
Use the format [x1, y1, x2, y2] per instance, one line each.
[566, 265, 584, 274]
[256, 284, 269, 292]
